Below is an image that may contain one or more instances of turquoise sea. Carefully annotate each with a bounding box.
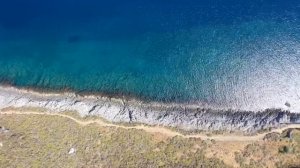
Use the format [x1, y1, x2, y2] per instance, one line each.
[0, 0, 300, 110]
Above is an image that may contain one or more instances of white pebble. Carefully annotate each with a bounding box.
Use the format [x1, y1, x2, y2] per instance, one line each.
[68, 148, 76, 154]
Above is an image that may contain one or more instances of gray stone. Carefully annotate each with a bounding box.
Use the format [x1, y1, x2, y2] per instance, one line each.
[0, 86, 299, 134]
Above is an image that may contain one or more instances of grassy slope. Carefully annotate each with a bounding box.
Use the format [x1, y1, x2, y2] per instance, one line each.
[0, 114, 228, 168]
[0, 113, 300, 168]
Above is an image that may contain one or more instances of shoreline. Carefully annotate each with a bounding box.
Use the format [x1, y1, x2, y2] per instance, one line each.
[0, 82, 227, 111]
[2, 110, 300, 141]
[0, 85, 299, 134]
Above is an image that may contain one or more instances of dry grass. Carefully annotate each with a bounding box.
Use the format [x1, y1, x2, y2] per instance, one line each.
[1, 111, 300, 168]
[231, 129, 300, 168]
[0, 113, 228, 168]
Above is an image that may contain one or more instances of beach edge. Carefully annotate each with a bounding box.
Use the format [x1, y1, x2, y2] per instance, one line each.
[0, 85, 299, 134]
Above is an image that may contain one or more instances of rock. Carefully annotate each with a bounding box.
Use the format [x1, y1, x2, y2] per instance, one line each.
[68, 148, 76, 155]
[263, 132, 281, 141]
[285, 102, 291, 108]
[0, 86, 299, 134]
[0, 126, 9, 133]
[285, 129, 294, 139]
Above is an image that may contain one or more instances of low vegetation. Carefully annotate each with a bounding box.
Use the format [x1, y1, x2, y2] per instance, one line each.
[233, 129, 300, 168]
[0, 114, 228, 168]
[0, 111, 300, 168]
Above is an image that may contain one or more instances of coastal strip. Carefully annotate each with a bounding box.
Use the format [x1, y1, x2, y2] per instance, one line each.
[0, 86, 299, 134]
[2, 110, 300, 141]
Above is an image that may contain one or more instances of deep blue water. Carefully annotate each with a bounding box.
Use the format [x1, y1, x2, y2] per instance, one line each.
[0, 0, 300, 110]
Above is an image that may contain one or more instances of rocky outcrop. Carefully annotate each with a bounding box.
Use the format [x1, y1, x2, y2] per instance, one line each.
[0, 86, 299, 134]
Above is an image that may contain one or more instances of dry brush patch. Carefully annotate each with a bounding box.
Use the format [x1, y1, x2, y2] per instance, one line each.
[0, 113, 229, 168]
[1, 112, 300, 168]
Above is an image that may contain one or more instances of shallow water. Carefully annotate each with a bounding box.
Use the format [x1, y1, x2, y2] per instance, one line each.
[0, 0, 300, 111]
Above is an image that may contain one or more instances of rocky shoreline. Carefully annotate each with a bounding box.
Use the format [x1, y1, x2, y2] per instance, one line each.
[0, 86, 299, 134]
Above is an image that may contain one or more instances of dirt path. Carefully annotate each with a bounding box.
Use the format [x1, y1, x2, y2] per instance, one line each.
[1, 110, 300, 142]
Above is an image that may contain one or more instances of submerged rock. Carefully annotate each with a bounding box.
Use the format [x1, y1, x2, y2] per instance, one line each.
[285, 102, 291, 108]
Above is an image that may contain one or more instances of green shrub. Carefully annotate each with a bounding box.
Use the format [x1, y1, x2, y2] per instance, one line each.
[279, 146, 293, 154]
